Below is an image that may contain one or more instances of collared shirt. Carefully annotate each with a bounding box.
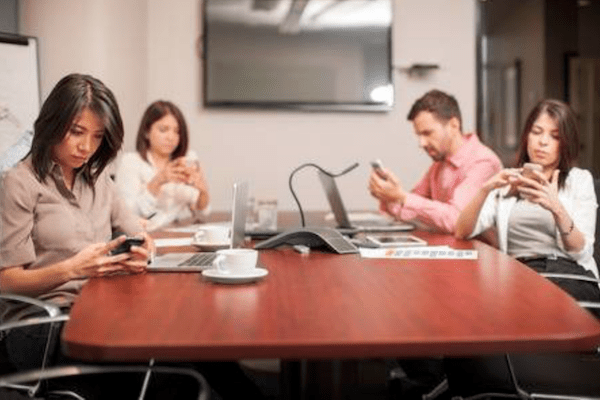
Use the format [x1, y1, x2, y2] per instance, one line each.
[0, 157, 141, 307]
[383, 133, 502, 234]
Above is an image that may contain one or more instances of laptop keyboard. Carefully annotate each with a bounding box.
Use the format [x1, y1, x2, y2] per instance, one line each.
[178, 252, 217, 267]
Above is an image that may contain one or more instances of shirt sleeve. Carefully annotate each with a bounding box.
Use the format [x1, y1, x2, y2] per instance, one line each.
[0, 169, 37, 268]
[380, 166, 433, 220]
[114, 152, 158, 218]
[561, 170, 597, 267]
[468, 189, 499, 239]
[400, 158, 501, 234]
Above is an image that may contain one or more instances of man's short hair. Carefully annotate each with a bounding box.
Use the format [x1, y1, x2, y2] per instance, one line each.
[407, 90, 462, 131]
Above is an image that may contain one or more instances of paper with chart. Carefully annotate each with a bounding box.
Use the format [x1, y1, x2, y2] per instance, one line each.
[360, 245, 478, 260]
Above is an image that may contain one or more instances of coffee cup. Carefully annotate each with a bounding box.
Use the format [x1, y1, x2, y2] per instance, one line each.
[194, 226, 230, 244]
[213, 248, 258, 275]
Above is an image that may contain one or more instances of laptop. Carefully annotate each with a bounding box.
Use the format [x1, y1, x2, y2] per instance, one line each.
[317, 171, 414, 234]
[148, 181, 249, 272]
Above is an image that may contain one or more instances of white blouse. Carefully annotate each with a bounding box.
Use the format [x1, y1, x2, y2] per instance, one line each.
[115, 150, 209, 230]
[470, 167, 598, 278]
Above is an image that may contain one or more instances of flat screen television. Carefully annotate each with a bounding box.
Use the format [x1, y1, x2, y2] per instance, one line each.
[203, 0, 393, 112]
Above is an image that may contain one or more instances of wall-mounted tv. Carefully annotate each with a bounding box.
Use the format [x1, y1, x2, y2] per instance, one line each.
[203, 0, 393, 112]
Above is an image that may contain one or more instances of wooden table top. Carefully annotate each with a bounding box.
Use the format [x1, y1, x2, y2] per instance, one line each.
[62, 215, 600, 362]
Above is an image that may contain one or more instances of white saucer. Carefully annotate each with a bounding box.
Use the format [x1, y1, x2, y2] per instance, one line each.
[202, 268, 268, 284]
[191, 240, 230, 251]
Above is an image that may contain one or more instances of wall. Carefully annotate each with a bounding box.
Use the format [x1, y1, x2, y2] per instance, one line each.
[19, 0, 477, 212]
[19, 0, 148, 152]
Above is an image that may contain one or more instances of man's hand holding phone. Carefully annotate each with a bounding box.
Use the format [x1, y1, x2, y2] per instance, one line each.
[370, 159, 387, 180]
[368, 159, 406, 205]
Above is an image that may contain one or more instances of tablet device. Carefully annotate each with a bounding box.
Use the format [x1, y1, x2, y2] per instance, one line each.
[365, 234, 427, 248]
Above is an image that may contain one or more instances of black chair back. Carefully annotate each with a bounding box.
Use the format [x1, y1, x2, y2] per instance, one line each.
[595, 178, 600, 268]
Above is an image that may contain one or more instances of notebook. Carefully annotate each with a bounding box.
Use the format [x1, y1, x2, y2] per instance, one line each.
[148, 181, 248, 272]
[317, 171, 414, 234]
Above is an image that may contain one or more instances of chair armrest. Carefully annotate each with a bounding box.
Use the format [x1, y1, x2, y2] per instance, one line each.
[578, 301, 600, 309]
[540, 273, 600, 317]
[0, 314, 69, 333]
[540, 272, 600, 285]
[0, 293, 62, 317]
[0, 293, 69, 334]
[0, 364, 210, 400]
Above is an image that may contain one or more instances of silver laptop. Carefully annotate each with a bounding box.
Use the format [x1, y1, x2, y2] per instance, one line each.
[148, 181, 249, 272]
[317, 171, 414, 234]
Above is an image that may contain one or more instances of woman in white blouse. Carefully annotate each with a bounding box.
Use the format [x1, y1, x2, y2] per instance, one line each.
[116, 100, 210, 230]
[456, 99, 599, 314]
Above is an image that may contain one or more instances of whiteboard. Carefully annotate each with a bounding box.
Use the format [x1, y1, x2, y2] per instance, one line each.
[0, 35, 40, 155]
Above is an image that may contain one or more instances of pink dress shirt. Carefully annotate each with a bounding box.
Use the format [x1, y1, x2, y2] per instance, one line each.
[383, 133, 502, 234]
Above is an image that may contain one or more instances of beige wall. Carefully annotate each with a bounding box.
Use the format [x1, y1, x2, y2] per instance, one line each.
[20, 0, 477, 212]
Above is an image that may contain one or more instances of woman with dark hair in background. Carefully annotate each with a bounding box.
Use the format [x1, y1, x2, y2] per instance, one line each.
[115, 100, 210, 230]
[456, 99, 600, 312]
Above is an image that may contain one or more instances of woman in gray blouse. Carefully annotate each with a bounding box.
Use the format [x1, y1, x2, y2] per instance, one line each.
[0, 74, 152, 373]
[0, 74, 266, 400]
[456, 99, 599, 313]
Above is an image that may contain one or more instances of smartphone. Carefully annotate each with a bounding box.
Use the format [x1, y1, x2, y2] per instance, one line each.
[521, 163, 542, 180]
[370, 159, 386, 179]
[111, 236, 145, 255]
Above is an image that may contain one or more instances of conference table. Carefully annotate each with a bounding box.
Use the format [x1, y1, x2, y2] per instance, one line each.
[62, 211, 600, 398]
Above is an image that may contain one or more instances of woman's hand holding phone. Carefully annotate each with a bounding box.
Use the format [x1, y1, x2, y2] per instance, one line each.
[115, 232, 153, 273]
[520, 163, 544, 182]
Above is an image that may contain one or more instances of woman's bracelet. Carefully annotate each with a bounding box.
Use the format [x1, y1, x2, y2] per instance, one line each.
[559, 219, 575, 236]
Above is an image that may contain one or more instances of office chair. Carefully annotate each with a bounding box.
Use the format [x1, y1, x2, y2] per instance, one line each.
[0, 294, 210, 400]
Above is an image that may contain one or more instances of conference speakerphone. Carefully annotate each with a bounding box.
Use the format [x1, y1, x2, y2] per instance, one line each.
[254, 227, 359, 254]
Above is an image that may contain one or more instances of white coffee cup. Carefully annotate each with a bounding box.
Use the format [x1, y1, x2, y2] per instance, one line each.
[194, 226, 230, 244]
[213, 248, 258, 275]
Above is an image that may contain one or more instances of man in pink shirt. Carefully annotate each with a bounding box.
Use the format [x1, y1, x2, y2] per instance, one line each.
[370, 90, 502, 399]
[369, 89, 502, 234]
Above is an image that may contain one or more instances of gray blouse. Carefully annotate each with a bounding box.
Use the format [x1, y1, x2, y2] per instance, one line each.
[507, 198, 569, 260]
[0, 157, 141, 308]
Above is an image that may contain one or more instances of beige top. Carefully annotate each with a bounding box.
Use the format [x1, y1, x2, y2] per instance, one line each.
[0, 157, 142, 309]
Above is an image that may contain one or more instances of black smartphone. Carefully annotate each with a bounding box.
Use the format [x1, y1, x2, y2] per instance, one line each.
[111, 236, 145, 255]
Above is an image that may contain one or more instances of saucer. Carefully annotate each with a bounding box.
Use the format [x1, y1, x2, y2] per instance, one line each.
[191, 240, 230, 251]
[202, 268, 268, 284]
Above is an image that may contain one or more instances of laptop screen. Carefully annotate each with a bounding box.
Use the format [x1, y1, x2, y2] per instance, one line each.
[317, 171, 353, 229]
[230, 181, 249, 248]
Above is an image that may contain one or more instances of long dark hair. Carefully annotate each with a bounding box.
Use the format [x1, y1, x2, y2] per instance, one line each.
[135, 100, 189, 162]
[30, 73, 124, 185]
[516, 99, 579, 189]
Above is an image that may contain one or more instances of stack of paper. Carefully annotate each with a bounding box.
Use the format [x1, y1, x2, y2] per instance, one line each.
[360, 246, 478, 260]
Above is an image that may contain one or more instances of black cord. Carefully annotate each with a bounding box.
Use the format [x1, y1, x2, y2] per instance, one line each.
[288, 162, 359, 227]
